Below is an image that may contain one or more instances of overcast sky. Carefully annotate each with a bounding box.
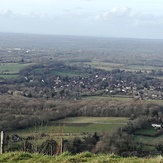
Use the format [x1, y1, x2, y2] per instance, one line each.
[0, 0, 163, 39]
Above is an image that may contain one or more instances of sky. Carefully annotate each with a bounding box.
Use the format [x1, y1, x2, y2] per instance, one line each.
[0, 0, 163, 39]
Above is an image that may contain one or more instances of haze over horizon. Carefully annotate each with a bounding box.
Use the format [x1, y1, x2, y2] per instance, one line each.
[0, 0, 163, 39]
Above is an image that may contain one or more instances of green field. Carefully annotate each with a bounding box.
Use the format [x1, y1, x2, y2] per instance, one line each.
[58, 117, 128, 124]
[134, 127, 163, 146]
[0, 74, 19, 78]
[134, 134, 163, 145]
[0, 63, 33, 78]
[134, 127, 157, 135]
[84, 94, 163, 104]
[122, 65, 163, 72]
[134, 127, 163, 151]
[35, 67, 87, 77]
[84, 61, 123, 70]
[84, 61, 163, 72]
[9, 117, 128, 137]
[50, 71, 86, 77]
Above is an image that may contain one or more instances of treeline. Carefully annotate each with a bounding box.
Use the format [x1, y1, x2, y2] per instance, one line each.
[0, 95, 162, 131]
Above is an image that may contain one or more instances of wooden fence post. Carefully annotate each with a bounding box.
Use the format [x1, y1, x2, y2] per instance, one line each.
[0, 131, 4, 154]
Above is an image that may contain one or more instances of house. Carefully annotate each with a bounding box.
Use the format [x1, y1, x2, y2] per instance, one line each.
[151, 124, 162, 129]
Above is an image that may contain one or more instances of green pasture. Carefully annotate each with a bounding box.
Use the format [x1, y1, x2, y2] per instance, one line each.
[134, 134, 163, 145]
[50, 71, 86, 77]
[141, 145, 157, 152]
[84, 61, 123, 70]
[122, 65, 163, 72]
[35, 68, 87, 77]
[134, 128, 163, 151]
[58, 117, 128, 124]
[0, 63, 33, 78]
[84, 94, 163, 105]
[84, 61, 163, 72]
[19, 123, 123, 135]
[0, 74, 18, 79]
[134, 127, 156, 135]
[9, 117, 128, 137]
[0, 63, 32, 73]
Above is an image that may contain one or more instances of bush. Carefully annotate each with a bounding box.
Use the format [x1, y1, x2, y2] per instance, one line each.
[77, 151, 92, 158]
[13, 152, 32, 161]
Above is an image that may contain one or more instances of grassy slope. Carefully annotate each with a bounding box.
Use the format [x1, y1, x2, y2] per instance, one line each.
[134, 127, 163, 147]
[0, 152, 162, 163]
[60, 117, 127, 123]
[134, 134, 163, 145]
[9, 117, 128, 136]
[134, 127, 156, 135]
[0, 63, 32, 73]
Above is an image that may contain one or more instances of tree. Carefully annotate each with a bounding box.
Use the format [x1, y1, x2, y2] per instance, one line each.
[63, 137, 83, 154]
[94, 131, 141, 156]
[40, 139, 58, 155]
[21, 140, 33, 153]
[156, 142, 163, 154]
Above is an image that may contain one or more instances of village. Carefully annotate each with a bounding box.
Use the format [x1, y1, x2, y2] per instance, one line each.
[0, 61, 163, 101]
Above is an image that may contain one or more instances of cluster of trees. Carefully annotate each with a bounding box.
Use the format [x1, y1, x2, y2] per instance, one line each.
[0, 94, 162, 131]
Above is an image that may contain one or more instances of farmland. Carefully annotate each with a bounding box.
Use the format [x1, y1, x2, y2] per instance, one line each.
[9, 117, 128, 137]
[134, 127, 163, 145]
[0, 63, 33, 78]
[134, 134, 163, 145]
[50, 71, 85, 77]
[134, 127, 157, 136]
[83, 60, 163, 72]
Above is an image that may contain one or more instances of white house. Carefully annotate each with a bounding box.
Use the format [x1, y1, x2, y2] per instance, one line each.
[151, 124, 162, 129]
